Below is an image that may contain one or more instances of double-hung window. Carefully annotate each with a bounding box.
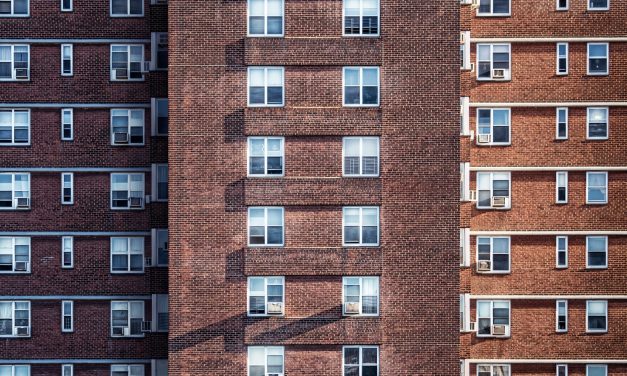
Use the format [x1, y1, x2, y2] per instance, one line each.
[111, 109, 144, 145]
[0, 366, 29, 376]
[477, 300, 510, 337]
[586, 300, 607, 333]
[0, 0, 28, 16]
[0, 301, 30, 337]
[556, 171, 567, 204]
[587, 107, 608, 140]
[556, 0, 568, 10]
[587, 365, 608, 376]
[343, 276, 379, 316]
[152, 294, 168, 332]
[586, 236, 607, 269]
[0, 173, 30, 209]
[248, 346, 284, 376]
[62, 173, 73, 205]
[110, 0, 143, 16]
[343, 346, 379, 376]
[111, 365, 144, 376]
[556, 107, 568, 139]
[0, 45, 29, 80]
[61, 44, 73, 76]
[588, 0, 609, 10]
[476, 237, 510, 273]
[477, 44, 510, 81]
[0, 109, 29, 145]
[62, 236, 73, 268]
[111, 173, 145, 209]
[248, 207, 284, 246]
[586, 171, 607, 204]
[477, 0, 510, 16]
[247, 276, 284, 316]
[556, 236, 568, 268]
[556, 300, 567, 332]
[248, 0, 284, 36]
[343, 207, 379, 246]
[111, 237, 144, 273]
[556, 43, 568, 75]
[476, 172, 510, 209]
[587, 43, 608, 75]
[343, 67, 379, 107]
[61, 300, 73, 332]
[151, 98, 168, 135]
[110, 45, 144, 81]
[476, 108, 510, 145]
[151, 32, 168, 70]
[343, 0, 379, 36]
[478, 365, 511, 376]
[248, 137, 284, 177]
[152, 229, 168, 266]
[152, 164, 168, 201]
[62, 365, 73, 376]
[111, 301, 144, 337]
[0, 237, 30, 273]
[248, 67, 284, 107]
[61, 108, 73, 140]
[343, 137, 379, 177]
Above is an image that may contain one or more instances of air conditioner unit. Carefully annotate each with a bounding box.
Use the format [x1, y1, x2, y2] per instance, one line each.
[492, 324, 508, 336]
[15, 197, 30, 209]
[468, 190, 478, 202]
[491, 196, 508, 208]
[344, 302, 360, 315]
[124, 327, 131, 336]
[143, 61, 151, 73]
[477, 134, 492, 144]
[129, 197, 143, 208]
[145, 257, 152, 267]
[492, 69, 508, 79]
[14, 68, 28, 80]
[141, 321, 152, 332]
[469, 322, 477, 332]
[113, 132, 129, 144]
[478, 260, 491, 272]
[112, 326, 126, 336]
[15, 326, 30, 336]
[112, 68, 128, 80]
[267, 302, 283, 314]
[14, 261, 28, 272]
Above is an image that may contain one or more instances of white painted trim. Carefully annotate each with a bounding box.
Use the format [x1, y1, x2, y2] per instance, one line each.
[470, 295, 627, 300]
[466, 359, 627, 364]
[471, 231, 627, 236]
[461, 97, 470, 135]
[470, 166, 627, 172]
[471, 37, 626, 43]
[470, 102, 627, 108]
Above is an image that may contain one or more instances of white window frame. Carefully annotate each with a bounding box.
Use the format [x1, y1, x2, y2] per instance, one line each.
[110, 237, 145, 274]
[586, 365, 608, 376]
[62, 236, 73, 269]
[477, 364, 511, 376]
[460, 293, 471, 331]
[342, 276, 380, 316]
[60, 0, 72, 11]
[586, 171, 608, 204]
[343, 66, 380, 107]
[586, 300, 608, 333]
[152, 293, 168, 332]
[476, 44, 511, 81]
[109, 0, 144, 16]
[61, 300, 73, 333]
[61, 108, 73, 141]
[476, 0, 511, 16]
[110, 44, 145, 81]
[61, 172, 73, 205]
[586, 107, 608, 140]
[342, 0, 380, 37]
[110, 365, 145, 376]
[62, 364, 73, 376]
[0, 301, 31, 338]
[476, 236, 511, 274]
[110, 173, 145, 210]
[61, 44, 73, 76]
[556, 300, 568, 333]
[0, 0, 29, 16]
[247, 276, 285, 317]
[460, 228, 471, 267]
[556, 43, 568, 75]
[247, 66, 285, 107]
[587, 43, 609, 75]
[476, 300, 511, 338]
[555, 171, 567, 204]
[342, 206, 380, 247]
[111, 109, 145, 146]
[151, 98, 168, 136]
[461, 162, 471, 202]
[0, 366, 30, 376]
[247, 207, 285, 247]
[342, 137, 380, 177]
[151, 228, 168, 267]
[247, 137, 285, 177]
[247, 346, 284, 376]
[342, 346, 380, 376]
[151, 163, 168, 202]
[110, 301, 145, 338]
[0, 172, 30, 210]
[588, 0, 609, 11]
[476, 171, 511, 210]
[586, 235, 608, 269]
[247, 0, 285, 37]
[0, 108, 30, 146]
[475, 108, 511, 145]
[461, 97, 470, 135]
[0, 44, 29, 81]
[556, 236, 568, 269]
[556, 107, 568, 140]
[461, 32, 471, 70]
[556, 0, 568, 10]
[0, 236, 30, 274]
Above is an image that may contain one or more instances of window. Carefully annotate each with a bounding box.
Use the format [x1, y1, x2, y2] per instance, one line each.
[0, 45, 29, 80]
[556, 300, 567, 332]
[557, 365, 568, 376]
[586, 300, 607, 333]
[248, 67, 284, 107]
[0, 237, 30, 273]
[62, 236, 73, 268]
[343, 67, 380, 107]
[151, 32, 168, 70]
[556, 236, 568, 268]
[343, 276, 379, 316]
[111, 301, 144, 337]
[477, 300, 510, 337]
[152, 164, 168, 201]
[151, 360, 168, 376]
[586, 236, 607, 269]
[61, 108, 73, 140]
[556, 107, 568, 139]
[61, 173, 73, 205]
[588, 0, 608, 10]
[152, 229, 168, 266]
[110, 45, 144, 81]
[111, 109, 144, 145]
[153, 294, 168, 332]
[460, 294, 470, 331]
[247, 276, 284, 316]
[0, 0, 27, 16]
[478, 365, 511, 376]
[460, 228, 470, 267]
[110, 0, 143, 16]
[587, 365, 608, 376]
[476, 108, 510, 145]
[556, 43, 568, 75]
[587, 107, 608, 139]
[111, 237, 144, 273]
[588, 43, 608, 75]
[248, 0, 284, 36]
[477, 0, 510, 15]
[343, 137, 379, 177]
[556, 0, 568, 10]
[586, 172, 607, 204]
[476, 237, 510, 273]
[343, 0, 379, 36]
[556, 171, 567, 204]
[151, 98, 168, 135]
[61, 44, 72, 76]
[476, 172, 510, 209]
[0, 301, 30, 337]
[0, 366, 29, 376]
[111, 365, 145, 376]
[61, 0, 71, 11]
[61, 300, 73, 332]
[343, 346, 379, 376]
[0, 109, 29, 145]
[0, 173, 30, 210]
[248, 346, 284, 376]
[62, 365, 73, 376]
[343, 207, 379, 246]
[460, 32, 471, 70]
[248, 207, 284, 246]
[111, 173, 145, 209]
[460, 162, 470, 202]
[461, 97, 470, 135]
[248, 137, 284, 177]
[477, 44, 510, 80]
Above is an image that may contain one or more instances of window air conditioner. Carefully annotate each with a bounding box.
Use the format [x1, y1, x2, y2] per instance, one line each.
[14, 261, 28, 272]
[477, 134, 491, 144]
[15, 326, 30, 336]
[114, 132, 129, 144]
[492, 324, 508, 336]
[492, 69, 507, 79]
[491, 196, 508, 208]
[112, 68, 128, 80]
[112, 326, 126, 336]
[141, 321, 153, 332]
[15, 197, 30, 209]
[14, 68, 28, 80]
[267, 302, 283, 314]
[129, 197, 143, 208]
[468, 190, 478, 202]
[344, 302, 360, 314]
[477, 261, 491, 272]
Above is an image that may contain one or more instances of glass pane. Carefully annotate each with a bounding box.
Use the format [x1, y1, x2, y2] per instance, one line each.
[267, 0, 282, 15]
[249, 277, 265, 292]
[588, 173, 606, 187]
[345, 87, 360, 105]
[362, 68, 378, 86]
[362, 347, 378, 363]
[344, 68, 359, 86]
[267, 69, 282, 86]
[344, 347, 359, 365]
[111, 0, 127, 13]
[249, 0, 264, 16]
[588, 237, 606, 252]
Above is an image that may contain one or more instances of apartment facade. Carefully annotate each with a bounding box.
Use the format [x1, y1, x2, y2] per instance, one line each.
[0, 0, 169, 374]
[460, 0, 627, 375]
[168, 0, 459, 375]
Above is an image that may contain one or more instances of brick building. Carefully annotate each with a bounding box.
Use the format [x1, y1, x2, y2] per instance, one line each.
[460, 0, 627, 375]
[0, 0, 169, 374]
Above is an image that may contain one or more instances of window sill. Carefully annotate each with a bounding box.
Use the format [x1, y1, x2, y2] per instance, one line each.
[476, 271, 511, 275]
[475, 207, 511, 211]
[586, 330, 608, 334]
[111, 335, 145, 338]
[110, 79, 146, 83]
[247, 104, 285, 108]
[111, 271, 146, 275]
[343, 314, 380, 318]
[587, 73, 609, 76]
[0, 335, 31, 338]
[475, 143, 511, 147]
[247, 314, 285, 318]
[476, 334, 511, 339]
[109, 14, 145, 18]
[110, 208, 146, 211]
[247, 34, 285, 38]
[475, 13, 512, 17]
[0, 15, 30, 17]
[0, 271, 30, 274]
[342, 34, 381, 38]
[343, 104, 380, 108]
[585, 202, 608, 205]
[476, 78, 511, 82]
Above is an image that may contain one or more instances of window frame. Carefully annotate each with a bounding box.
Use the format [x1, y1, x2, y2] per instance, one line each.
[150, 32, 168, 70]
[476, 236, 511, 274]
[476, 43, 511, 81]
[342, 346, 380, 376]
[110, 301, 145, 338]
[586, 235, 608, 269]
[110, 365, 145, 376]
[0, 44, 29, 81]
[247, 207, 285, 247]
[247, 66, 285, 107]
[555, 171, 568, 204]
[0, 0, 29, 17]
[587, 43, 609, 75]
[555, 300, 568, 333]
[342, 276, 380, 316]
[61, 172, 73, 205]
[247, 276, 285, 317]
[247, 0, 285, 37]
[60, 0, 72, 11]
[62, 364, 73, 376]
[586, 107, 608, 140]
[342, 136, 380, 177]
[556, 107, 568, 140]
[151, 98, 168, 136]
[342, 66, 380, 107]
[476, 300, 511, 338]
[342, 206, 380, 247]
[110, 108, 145, 146]
[110, 237, 145, 274]
[109, 44, 145, 81]
[0, 366, 30, 376]
[152, 293, 168, 332]
[247, 136, 285, 177]
[61, 300, 73, 333]
[586, 300, 608, 333]
[342, 0, 380, 37]
[0, 108, 30, 146]
[0, 172, 30, 210]
[0, 300, 31, 338]
[110, 173, 145, 210]
[556, 236, 568, 269]
[477, 364, 511, 376]
[588, 0, 609, 11]
[109, 0, 144, 17]
[151, 163, 168, 202]
[61, 108, 73, 141]
[151, 228, 168, 267]
[586, 365, 608, 376]
[0, 236, 30, 274]
[247, 346, 285, 376]
[556, 43, 568, 75]
[475, 108, 511, 145]
[586, 171, 608, 204]
[61, 44, 73, 76]
[476, 0, 511, 16]
[556, 0, 568, 10]
[62, 236, 73, 269]
[476, 171, 511, 210]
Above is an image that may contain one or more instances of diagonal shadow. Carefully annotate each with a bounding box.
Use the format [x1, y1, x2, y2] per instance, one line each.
[247, 306, 344, 343]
